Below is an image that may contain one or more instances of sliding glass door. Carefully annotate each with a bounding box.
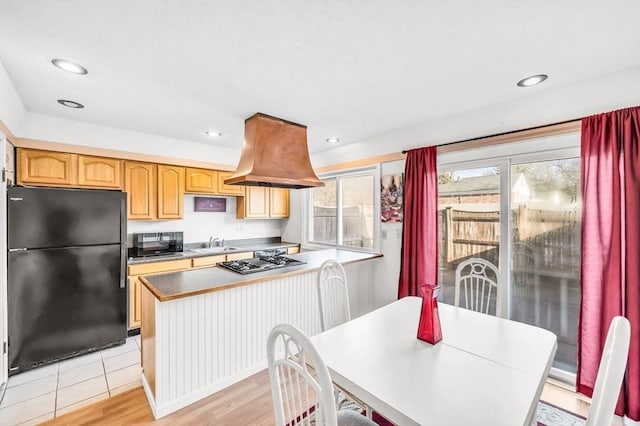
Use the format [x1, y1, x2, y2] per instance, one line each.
[437, 146, 581, 378]
[437, 164, 505, 317]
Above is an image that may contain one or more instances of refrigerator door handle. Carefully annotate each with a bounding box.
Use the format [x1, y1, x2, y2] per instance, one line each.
[120, 198, 127, 289]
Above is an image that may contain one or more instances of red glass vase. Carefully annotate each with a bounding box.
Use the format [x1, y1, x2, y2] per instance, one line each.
[417, 284, 442, 344]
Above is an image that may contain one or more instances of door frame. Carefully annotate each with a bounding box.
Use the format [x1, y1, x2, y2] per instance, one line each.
[1, 132, 8, 385]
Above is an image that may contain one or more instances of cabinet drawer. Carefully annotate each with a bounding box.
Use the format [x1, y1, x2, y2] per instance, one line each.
[225, 251, 254, 261]
[128, 259, 191, 275]
[192, 255, 225, 268]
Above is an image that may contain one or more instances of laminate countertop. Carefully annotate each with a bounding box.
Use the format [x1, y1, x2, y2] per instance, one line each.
[140, 249, 382, 301]
[128, 240, 299, 265]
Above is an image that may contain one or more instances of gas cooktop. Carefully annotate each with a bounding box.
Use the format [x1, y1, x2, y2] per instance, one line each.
[218, 255, 306, 274]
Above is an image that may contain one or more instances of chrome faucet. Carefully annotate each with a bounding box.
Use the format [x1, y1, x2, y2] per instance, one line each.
[208, 237, 224, 248]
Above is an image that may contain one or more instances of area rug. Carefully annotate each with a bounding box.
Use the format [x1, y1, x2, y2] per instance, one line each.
[536, 401, 586, 426]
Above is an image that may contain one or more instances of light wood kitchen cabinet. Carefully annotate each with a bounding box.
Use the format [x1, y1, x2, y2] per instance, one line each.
[185, 167, 218, 194]
[18, 148, 74, 186]
[237, 186, 289, 219]
[128, 259, 191, 329]
[225, 251, 254, 261]
[191, 255, 225, 269]
[269, 187, 290, 218]
[217, 171, 246, 196]
[128, 275, 143, 329]
[77, 155, 122, 188]
[157, 165, 184, 219]
[237, 186, 269, 218]
[124, 161, 156, 220]
[287, 246, 300, 254]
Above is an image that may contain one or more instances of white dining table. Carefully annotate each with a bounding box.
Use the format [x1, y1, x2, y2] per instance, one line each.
[311, 297, 558, 426]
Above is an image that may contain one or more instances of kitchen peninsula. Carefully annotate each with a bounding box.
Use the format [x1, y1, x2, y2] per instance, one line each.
[139, 248, 382, 418]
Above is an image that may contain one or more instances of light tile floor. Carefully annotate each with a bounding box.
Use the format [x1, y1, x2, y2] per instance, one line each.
[0, 335, 142, 425]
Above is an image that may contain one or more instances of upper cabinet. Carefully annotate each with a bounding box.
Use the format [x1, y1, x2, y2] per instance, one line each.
[17, 149, 123, 189]
[158, 165, 184, 219]
[217, 171, 246, 196]
[18, 149, 74, 186]
[124, 161, 156, 220]
[16, 148, 291, 221]
[237, 186, 289, 219]
[77, 155, 122, 188]
[269, 187, 290, 218]
[185, 167, 218, 194]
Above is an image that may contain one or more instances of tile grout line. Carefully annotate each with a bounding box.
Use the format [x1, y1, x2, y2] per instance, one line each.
[102, 347, 112, 397]
[53, 364, 60, 418]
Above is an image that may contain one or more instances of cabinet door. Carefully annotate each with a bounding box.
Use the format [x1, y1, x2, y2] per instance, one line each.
[217, 171, 246, 195]
[225, 251, 254, 261]
[185, 168, 218, 194]
[158, 165, 185, 219]
[238, 186, 269, 219]
[269, 188, 290, 218]
[125, 161, 156, 220]
[77, 155, 123, 189]
[18, 148, 74, 186]
[128, 275, 142, 329]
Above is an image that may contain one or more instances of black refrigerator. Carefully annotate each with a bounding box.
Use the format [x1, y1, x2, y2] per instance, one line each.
[7, 186, 127, 374]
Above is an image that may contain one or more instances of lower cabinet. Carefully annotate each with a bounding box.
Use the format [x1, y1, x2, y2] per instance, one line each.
[127, 252, 254, 329]
[127, 259, 191, 329]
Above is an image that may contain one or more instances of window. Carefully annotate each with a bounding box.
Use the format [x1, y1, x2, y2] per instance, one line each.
[308, 168, 379, 251]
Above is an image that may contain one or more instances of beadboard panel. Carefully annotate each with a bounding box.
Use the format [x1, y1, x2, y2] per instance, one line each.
[146, 262, 374, 418]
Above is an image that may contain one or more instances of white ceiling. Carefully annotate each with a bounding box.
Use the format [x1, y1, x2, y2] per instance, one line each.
[1, 1, 639, 153]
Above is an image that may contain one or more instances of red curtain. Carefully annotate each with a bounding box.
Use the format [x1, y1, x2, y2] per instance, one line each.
[398, 147, 438, 298]
[579, 106, 640, 420]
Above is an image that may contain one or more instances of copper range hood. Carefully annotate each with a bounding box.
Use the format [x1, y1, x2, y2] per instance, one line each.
[224, 113, 324, 189]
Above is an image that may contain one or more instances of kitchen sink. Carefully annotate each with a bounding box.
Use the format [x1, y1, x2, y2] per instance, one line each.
[190, 247, 239, 255]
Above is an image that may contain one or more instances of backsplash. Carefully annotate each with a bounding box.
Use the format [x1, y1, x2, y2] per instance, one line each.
[127, 195, 283, 245]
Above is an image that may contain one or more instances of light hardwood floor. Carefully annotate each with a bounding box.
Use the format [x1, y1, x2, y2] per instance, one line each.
[42, 369, 593, 426]
[42, 369, 275, 426]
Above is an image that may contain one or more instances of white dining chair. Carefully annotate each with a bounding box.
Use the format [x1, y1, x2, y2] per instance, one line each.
[454, 258, 499, 315]
[317, 260, 351, 332]
[585, 316, 631, 426]
[267, 323, 376, 426]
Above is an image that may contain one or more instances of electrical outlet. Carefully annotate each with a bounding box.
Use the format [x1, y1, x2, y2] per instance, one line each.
[382, 230, 388, 239]
[236, 224, 243, 232]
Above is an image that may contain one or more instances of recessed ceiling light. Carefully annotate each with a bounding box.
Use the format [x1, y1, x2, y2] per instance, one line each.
[51, 59, 88, 75]
[57, 99, 84, 109]
[516, 74, 548, 87]
[205, 130, 223, 137]
[326, 137, 340, 144]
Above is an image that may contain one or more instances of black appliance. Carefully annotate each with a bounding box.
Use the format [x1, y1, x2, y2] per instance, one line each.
[132, 232, 183, 257]
[7, 186, 127, 374]
[218, 253, 306, 274]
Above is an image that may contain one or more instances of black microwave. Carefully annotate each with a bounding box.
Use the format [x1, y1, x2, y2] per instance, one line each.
[132, 232, 183, 257]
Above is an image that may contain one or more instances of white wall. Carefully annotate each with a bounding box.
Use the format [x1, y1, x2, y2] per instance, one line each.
[281, 189, 304, 244]
[127, 195, 283, 245]
[0, 60, 26, 133]
[311, 66, 640, 168]
[374, 159, 405, 308]
[17, 112, 241, 166]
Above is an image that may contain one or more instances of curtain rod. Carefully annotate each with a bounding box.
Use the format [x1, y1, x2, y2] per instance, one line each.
[400, 117, 582, 154]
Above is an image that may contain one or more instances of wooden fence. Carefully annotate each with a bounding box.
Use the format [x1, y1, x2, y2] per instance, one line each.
[439, 206, 580, 268]
[313, 205, 373, 247]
